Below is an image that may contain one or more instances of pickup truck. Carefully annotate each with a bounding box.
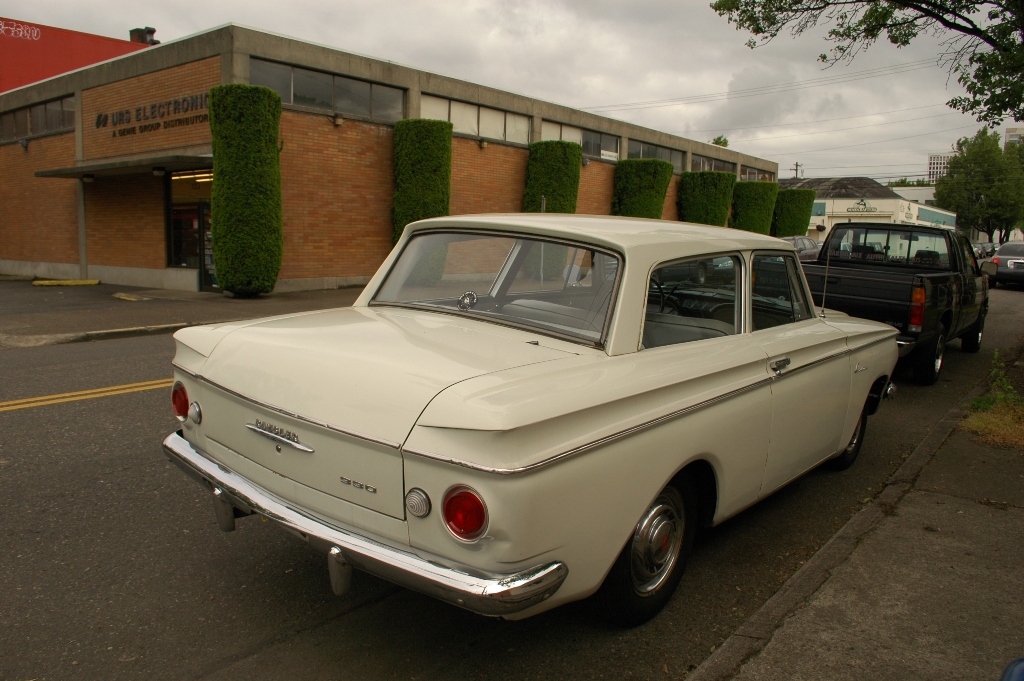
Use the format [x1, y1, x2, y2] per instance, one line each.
[802, 222, 988, 385]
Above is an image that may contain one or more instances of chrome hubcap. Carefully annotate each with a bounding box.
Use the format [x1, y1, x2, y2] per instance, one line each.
[630, 494, 684, 596]
[845, 415, 863, 454]
[934, 335, 945, 375]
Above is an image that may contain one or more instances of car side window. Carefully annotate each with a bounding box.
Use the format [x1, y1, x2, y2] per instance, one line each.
[958, 235, 979, 274]
[643, 255, 740, 349]
[751, 253, 813, 331]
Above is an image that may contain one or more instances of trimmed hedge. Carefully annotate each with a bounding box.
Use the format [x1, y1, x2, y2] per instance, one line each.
[729, 181, 779, 234]
[677, 171, 736, 227]
[209, 84, 283, 296]
[392, 119, 453, 243]
[611, 158, 674, 219]
[523, 141, 582, 213]
[771, 189, 817, 237]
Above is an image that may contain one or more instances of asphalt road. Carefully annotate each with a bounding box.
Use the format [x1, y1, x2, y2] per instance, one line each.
[2, 291, 1022, 681]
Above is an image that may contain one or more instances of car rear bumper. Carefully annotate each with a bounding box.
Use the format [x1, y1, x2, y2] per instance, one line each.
[161, 431, 568, 617]
[995, 267, 1024, 284]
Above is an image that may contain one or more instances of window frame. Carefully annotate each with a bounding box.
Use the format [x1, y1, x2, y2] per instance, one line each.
[748, 250, 817, 333]
[639, 251, 746, 351]
[368, 228, 625, 349]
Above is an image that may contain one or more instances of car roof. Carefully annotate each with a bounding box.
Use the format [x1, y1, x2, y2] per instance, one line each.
[407, 213, 784, 255]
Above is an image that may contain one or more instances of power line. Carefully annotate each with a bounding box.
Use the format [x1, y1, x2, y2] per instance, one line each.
[763, 123, 981, 154]
[679, 104, 947, 135]
[729, 112, 958, 143]
[583, 60, 937, 112]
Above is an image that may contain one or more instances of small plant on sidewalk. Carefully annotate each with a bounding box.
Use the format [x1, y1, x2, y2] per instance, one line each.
[962, 351, 1024, 448]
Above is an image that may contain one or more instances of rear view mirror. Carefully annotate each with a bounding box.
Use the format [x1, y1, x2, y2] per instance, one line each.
[899, 234, 920, 241]
[981, 261, 998, 277]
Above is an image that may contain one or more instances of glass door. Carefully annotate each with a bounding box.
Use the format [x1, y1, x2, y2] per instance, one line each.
[197, 203, 218, 292]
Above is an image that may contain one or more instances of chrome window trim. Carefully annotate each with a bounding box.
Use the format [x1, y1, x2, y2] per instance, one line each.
[172, 366, 402, 450]
[404, 375, 775, 475]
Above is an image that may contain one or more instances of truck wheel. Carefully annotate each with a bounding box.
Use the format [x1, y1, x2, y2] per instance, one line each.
[960, 314, 985, 353]
[912, 331, 945, 386]
[827, 408, 867, 470]
[600, 475, 697, 627]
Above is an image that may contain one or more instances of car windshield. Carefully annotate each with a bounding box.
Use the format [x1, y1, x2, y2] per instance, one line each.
[998, 243, 1024, 256]
[372, 231, 621, 346]
[825, 227, 951, 269]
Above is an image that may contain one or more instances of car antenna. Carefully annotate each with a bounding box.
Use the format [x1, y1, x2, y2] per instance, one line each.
[819, 233, 832, 319]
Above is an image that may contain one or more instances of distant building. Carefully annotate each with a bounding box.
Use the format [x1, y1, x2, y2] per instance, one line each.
[0, 17, 152, 94]
[780, 177, 956, 240]
[891, 185, 936, 206]
[1006, 127, 1024, 146]
[927, 152, 952, 183]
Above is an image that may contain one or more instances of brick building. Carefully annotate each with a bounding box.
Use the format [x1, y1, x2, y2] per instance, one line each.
[0, 24, 777, 292]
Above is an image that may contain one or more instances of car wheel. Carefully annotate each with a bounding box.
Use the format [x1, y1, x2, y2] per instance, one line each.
[827, 408, 867, 471]
[912, 330, 945, 386]
[960, 314, 985, 353]
[600, 476, 697, 627]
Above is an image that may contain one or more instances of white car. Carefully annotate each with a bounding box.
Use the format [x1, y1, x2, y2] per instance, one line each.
[163, 215, 897, 625]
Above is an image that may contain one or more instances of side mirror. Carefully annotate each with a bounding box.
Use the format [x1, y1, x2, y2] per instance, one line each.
[981, 261, 998, 277]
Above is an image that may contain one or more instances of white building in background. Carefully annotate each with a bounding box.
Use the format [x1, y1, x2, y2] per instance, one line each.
[891, 185, 936, 205]
[1006, 127, 1023, 146]
[928, 152, 953, 183]
[780, 177, 956, 241]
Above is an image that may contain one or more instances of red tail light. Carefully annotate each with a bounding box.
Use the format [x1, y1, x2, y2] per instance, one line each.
[171, 382, 189, 422]
[991, 256, 1001, 266]
[443, 486, 488, 541]
[908, 285, 926, 333]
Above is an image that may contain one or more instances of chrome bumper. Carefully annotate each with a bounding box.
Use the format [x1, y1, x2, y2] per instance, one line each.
[161, 431, 568, 617]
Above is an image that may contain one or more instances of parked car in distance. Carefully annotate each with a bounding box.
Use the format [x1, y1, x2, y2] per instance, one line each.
[987, 242, 1024, 287]
[802, 223, 988, 385]
[781, 235, 821, 261]
[163, 215, 898, 626]
[978, 242, 996, 257]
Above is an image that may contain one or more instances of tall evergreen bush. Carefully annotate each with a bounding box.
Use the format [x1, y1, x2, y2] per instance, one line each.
[677, 171, 736, 227]
[771, 188, 817, 237]
[611, 158, 674, 219]
[392, 119, 453, 243]
[730, 181, 779, 234]
[523, 141, 582, 213]
[209, 84, 283, 296]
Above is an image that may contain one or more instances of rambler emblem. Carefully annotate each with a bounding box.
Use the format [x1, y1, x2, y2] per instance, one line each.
[246, 420, 314, 453]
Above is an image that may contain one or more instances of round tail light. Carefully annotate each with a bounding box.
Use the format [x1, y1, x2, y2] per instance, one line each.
[442, 486, 488, 541]
[171, 382, 189, 422]
[992, 256, 1001, 266]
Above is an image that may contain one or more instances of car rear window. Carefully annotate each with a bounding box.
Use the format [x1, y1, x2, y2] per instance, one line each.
[998, 243, 1024, 256]
[825, 227, 951, 270]
[372, 231, 621, 346]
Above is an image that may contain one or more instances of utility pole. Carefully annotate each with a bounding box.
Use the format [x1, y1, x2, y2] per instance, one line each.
[792, 161, 802, 178]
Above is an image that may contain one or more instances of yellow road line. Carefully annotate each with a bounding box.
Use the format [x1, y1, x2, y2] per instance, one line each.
[0, 378, 174, 413]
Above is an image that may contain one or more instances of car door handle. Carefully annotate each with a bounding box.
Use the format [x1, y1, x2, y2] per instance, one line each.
[770, 358, 791, 375]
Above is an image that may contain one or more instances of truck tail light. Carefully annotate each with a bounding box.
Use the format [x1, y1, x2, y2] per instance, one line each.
[443, 486, 488, 541]
[172, 382, 189, 422]
[908, 285, 926, 333]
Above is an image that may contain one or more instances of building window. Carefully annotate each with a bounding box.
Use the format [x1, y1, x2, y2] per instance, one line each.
[691, 154, 736, 173]
[250, 58, 404, 122]
[741, 166, 774, 181]
[541, 121, 618, 160]
[0, 95, 75, 143]
[628, 140, 684, 173]
[421, 94, 531, 145]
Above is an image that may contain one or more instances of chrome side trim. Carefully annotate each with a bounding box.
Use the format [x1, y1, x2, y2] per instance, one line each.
[162, 432, 568, 617]
[772, 348, 850, 381]
[183, 373, 402, 450]
[172, 362, 199, 378]
[405, 376, 776, 475]
[245, 423, 315, 453]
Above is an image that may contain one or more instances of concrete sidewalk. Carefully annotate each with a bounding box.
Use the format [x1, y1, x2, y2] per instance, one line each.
[0, 278, 363, 348]
[691, 384, 1024, 679]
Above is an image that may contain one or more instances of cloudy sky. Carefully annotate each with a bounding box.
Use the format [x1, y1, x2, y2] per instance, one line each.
[3, 0, 1000, 181]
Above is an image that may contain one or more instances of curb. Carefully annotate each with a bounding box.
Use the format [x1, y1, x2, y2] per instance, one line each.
[0, 319, 248, 349]
[686, 364, 1006, 681]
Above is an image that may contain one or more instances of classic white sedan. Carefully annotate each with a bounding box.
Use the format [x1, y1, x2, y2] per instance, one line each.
[163, 215, 897, 625]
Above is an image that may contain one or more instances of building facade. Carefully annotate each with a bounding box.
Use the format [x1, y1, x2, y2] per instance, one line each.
[781, 177, 956, 240]
[0, 24, 777, 292]
[927, 152, 952, 183]
[1006, 127, 1023, 146]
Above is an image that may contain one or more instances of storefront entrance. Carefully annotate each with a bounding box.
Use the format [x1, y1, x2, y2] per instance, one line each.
[168, 170, 218, 291]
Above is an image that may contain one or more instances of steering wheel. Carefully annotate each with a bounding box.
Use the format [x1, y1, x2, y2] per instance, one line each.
[652, 281, 665, 313]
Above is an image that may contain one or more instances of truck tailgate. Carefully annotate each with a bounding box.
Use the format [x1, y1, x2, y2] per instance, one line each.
[803, 265, 915, 333]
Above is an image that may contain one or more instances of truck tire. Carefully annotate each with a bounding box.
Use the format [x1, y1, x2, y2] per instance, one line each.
[912, 330, 945, 386]
[960, 313, 985, 353]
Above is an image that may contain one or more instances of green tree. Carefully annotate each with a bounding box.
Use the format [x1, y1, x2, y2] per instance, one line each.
[711, 1, 1024, 123]
[711, 135, 729, 147]
[935, 127, 1024, 244]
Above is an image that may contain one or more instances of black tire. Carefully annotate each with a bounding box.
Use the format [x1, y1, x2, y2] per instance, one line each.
[960, 313, 985, 353]
[827, 408, 867, 471]
[912, 330, 946, 386]
[600, 475, 697, 627]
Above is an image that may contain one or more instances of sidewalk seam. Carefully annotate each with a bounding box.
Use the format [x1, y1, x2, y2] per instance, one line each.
[686, 362, 1005, 681]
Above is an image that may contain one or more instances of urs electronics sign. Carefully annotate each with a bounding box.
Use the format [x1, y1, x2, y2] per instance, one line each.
[95, 92, 209, 138]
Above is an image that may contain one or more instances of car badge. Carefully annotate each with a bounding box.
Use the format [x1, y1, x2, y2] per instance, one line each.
[246, 419, 314, 453]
